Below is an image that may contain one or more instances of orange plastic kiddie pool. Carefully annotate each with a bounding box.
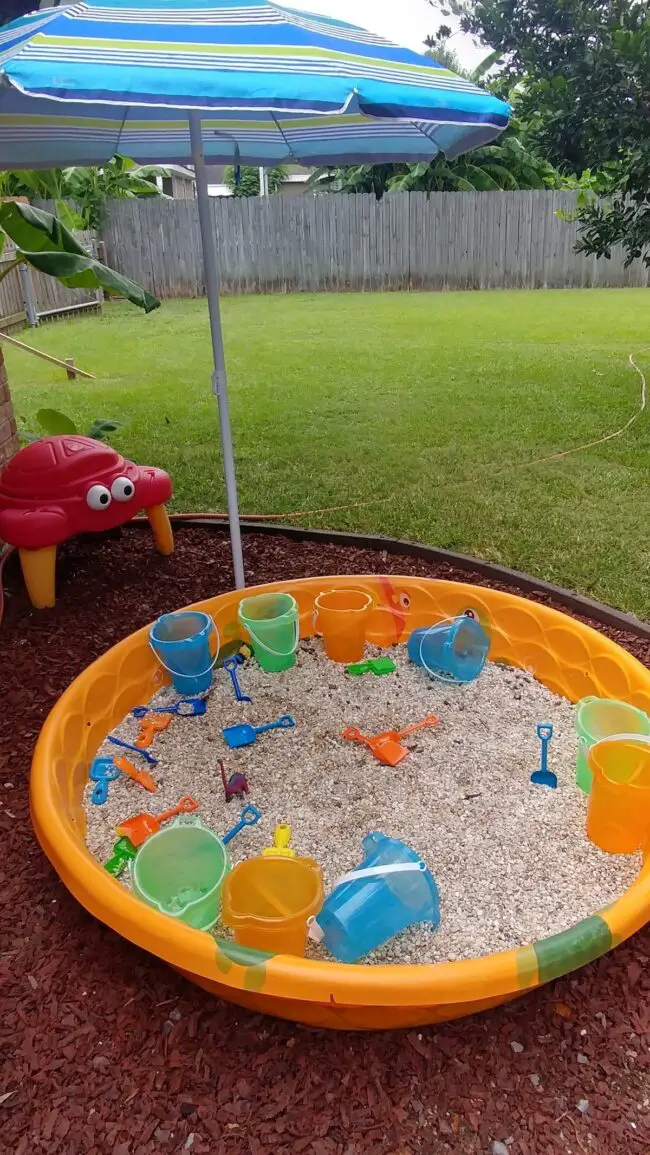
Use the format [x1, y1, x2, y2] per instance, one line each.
[30, 575, 650, 1030]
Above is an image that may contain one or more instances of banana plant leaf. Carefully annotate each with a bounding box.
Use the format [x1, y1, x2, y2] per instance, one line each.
[0, 201, 160, 313]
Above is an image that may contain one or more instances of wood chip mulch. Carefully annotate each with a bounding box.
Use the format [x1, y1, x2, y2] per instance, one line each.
[1, 525, 649, 1155]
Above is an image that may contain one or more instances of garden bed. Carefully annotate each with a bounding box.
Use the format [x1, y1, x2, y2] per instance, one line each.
[3, 523, 650, 1154]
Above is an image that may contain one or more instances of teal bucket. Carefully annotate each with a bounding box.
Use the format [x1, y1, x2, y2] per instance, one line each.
[237, 593, 299, 673]
[149, 610, 218, 696]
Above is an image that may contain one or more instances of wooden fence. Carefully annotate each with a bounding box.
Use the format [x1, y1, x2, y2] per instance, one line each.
[0, 230, 102, 331]
[102, 190, 649, 297]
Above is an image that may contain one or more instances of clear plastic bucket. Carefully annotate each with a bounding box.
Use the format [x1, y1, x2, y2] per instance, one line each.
[575, 697, 650, 794]
[237, 593, 299, 673]
[309, 832, 440, 963]
[586, 734, 650, 854]
[132, 819, 229, 930]
[313, 589, 373, 663]
[407, 616, 489, 684]
[149, 610, 218, 696]
[221, 855, 324, 957]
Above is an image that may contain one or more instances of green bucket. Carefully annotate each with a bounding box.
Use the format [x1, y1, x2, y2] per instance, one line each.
[132, 818, 229, 930]
[237, 592, 299, 673]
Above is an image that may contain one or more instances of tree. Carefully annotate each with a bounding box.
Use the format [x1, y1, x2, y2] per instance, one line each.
[311, 118, 562, 197]
[223, 165, 288, 197]
[436, 0, 650, 265]
[0, 198, 159, 471]
[0, 155, 169, 231]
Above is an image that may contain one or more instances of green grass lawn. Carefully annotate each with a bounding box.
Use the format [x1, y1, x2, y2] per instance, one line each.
[6, 289, 650, 616]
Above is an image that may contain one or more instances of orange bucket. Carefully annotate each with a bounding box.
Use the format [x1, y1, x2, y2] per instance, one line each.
[221, 855, 324, 957]
[586, 734, 650, 854]
[314, 589, 373, 663]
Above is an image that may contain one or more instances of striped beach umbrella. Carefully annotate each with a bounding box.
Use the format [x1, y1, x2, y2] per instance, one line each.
[0, 1, 509, 586]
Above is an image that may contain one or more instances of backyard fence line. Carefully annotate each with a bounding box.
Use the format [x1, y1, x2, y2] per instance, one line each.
[102, 191, 649, 298]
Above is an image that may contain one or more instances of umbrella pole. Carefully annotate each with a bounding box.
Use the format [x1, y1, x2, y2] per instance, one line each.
[188, 111, 245, 589]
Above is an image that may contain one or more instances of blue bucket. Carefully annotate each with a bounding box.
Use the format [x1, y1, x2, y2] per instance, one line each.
[149, 611, 218, 696]
[308, 832, 440, 963]
[407, 614, 489, 684]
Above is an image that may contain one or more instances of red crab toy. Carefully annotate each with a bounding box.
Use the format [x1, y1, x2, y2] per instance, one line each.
[0, 435, 173, 608]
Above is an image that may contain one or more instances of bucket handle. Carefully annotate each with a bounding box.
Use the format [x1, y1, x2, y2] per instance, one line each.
[585, 732, 650, 787]
[238, 604, 299, 659]
[333, 861, 427, 889]
[590, 732, 650, 750]
[419, 617, 456, 681]
[149, 616, 220, 681]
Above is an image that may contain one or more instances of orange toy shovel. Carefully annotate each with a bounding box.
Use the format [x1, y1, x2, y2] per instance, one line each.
[342, 725, 408, 766]
[134, 713, 172, 749]
[116, 795, 199, 847]
[113, 755, 159, 794]
[342, 715, 440, 767]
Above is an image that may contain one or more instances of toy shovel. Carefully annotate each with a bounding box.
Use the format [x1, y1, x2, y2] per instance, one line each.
[222, 714, 295, 750]
[89, 757, 121, 806]
[222, 803, 262, 845]
[134, 712, 172, 749]
[116, 795, 199, 847]
[132, 698, 207, 719]
[342, 715, 440, 767]
[342, 726, 409, 767]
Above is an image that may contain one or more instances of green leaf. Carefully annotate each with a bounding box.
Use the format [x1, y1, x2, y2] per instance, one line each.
[86, 418, 122, 441]
[0, 200, 159, 311]
[0, 201, 87, 256]
[471, 49, 503, 82]
[54, 199, 86, 232]
[36, 408, 78, 436]
[18, 250, 160, 312]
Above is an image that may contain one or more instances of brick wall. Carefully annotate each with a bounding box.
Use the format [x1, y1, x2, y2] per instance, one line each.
[0, 346, 18, 469]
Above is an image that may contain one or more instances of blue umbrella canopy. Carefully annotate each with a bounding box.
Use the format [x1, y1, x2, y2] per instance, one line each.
[0, 1, 509, 168]
[0, 2, 509, 588]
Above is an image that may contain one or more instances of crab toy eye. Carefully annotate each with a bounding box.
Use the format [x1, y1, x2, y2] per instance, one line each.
[111, 476, 136, 502]
[86, 484, 112, 511]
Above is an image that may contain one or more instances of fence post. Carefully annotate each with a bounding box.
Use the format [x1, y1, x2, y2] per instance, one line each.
[18, 261, 38, 327]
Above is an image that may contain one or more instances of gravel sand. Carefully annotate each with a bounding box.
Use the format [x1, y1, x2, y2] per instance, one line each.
[85, 642, 640, 964]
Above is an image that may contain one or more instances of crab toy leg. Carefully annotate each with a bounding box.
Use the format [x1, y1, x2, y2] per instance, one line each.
[19, 545, 57, 609]
[146, 504, 174, 556]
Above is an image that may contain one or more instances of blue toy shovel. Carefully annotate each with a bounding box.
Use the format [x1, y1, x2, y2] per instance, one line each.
[107, 734, 159, 766]
[222, 714, 295, 750]
[222, 804, 262, 845]
[131, 698, 207, 719]
[223, 656, 252, 704]
[90, 757, 121, 805]
[530, 723, 557, 788]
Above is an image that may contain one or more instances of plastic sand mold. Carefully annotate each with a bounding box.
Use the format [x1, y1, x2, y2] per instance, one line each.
[347, 658, 397, 677]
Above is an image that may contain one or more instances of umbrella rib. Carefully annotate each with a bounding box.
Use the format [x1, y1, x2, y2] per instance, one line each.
[270, 111, 299, 164]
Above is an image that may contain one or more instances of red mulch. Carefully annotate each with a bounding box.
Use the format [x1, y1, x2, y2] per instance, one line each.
[1, 525, 649, 1155]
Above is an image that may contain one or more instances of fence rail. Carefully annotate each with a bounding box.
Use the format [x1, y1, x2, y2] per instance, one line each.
[102, 191, 649, 297]
[0, 230, 102, 331]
